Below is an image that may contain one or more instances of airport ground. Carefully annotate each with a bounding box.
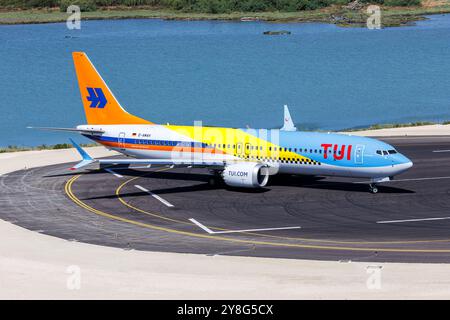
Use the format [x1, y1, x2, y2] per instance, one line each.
[0, 124, 449, 299]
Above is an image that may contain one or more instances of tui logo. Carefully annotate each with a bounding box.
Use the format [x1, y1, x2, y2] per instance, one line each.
[86, 87, 107, 108]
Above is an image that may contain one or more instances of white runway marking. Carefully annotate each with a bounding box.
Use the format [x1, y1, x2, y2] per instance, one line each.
[433, 149, 450, 153]
[189, 218, 301, 235]
[377, 216, 450, 224]
[104, 168, 123, 178]
[135, 185, 174, 207]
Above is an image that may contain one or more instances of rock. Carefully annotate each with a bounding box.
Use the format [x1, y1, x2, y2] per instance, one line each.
[241, 17, 259, 21]
[263, 30, 291, 35]
[344, 0, 363, 10]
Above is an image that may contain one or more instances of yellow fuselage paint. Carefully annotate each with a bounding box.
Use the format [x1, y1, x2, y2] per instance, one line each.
[166, 124, 312, 163]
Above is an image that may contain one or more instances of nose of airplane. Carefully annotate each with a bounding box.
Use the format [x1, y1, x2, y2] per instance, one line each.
[394, 154, 413, 173]
[404, 159, 413, 169]
[401, 154, 413, 168]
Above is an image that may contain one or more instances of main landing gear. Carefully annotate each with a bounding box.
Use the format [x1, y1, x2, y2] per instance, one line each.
[208, 169, 223, 187]
[369, 183, 378, 194]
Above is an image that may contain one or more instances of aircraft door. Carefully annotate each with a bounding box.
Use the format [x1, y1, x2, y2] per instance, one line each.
[118, 132, 126, 149]
[354, 144, 364, 164]
[236, 142, 243, 156]
[244, 143, 251, 157]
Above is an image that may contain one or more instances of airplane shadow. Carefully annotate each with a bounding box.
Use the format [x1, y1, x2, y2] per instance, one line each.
[270, 175, 414, 194]
[78, 170, 414, 201]
[295, 182, 415, 194]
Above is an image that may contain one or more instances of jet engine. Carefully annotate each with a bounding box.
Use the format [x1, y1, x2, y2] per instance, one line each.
[222, 162, 269, 188]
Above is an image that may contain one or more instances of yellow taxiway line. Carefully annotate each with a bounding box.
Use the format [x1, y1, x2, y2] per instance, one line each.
[64, 172, 450, 253]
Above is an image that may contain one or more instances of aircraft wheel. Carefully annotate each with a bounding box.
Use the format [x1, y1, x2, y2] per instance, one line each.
[369, 184, 378, 194]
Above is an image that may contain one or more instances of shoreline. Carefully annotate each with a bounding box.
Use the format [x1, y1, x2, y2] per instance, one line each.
[1, 5, 450, 27]
[2, 123, 449, 152]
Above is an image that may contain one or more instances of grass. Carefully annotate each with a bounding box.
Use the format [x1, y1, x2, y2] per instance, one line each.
[0, 142, 98, 153]
[1, 4, 450, 26]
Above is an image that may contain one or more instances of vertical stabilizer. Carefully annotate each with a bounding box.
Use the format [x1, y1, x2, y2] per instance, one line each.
[72, 52, 151, 125]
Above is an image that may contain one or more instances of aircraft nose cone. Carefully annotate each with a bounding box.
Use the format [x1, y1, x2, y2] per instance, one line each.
[395, 158, 413, 174]
[391, 155, 413, 175]
[405, 160, 413, 169]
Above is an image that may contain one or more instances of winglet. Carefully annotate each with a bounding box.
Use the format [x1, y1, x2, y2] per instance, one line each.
[280, 105, 297, 131]
[69, 138, 96, 170]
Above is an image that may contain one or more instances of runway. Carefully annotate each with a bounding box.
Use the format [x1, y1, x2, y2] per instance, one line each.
[1, 136, 450, 263]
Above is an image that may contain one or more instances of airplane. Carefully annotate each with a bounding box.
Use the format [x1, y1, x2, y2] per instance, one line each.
[31, 52, 413, 194]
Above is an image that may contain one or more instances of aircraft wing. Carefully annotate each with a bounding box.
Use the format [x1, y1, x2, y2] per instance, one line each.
[97, 158, 226, 167]
[68, 139, 229, 170]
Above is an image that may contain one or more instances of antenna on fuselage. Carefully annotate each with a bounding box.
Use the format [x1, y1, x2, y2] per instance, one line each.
[280, 104, 297, 131]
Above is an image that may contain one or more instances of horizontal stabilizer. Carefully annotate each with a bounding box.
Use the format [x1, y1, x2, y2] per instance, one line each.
[28, 126, 104, 135]
[69, 138, 97, 170]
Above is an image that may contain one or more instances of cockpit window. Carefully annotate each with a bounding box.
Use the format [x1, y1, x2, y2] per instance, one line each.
[376, 150, 392, 156]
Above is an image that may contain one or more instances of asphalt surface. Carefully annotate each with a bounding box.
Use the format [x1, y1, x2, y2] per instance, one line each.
[1, 136, 450, 263]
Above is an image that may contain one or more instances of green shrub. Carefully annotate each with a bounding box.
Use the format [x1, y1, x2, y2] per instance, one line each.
[52, 143, 72, 149]
[193, 0, 232, 13]
[59, 0, 97, 11]
[384, 0, 420, 6]
[0, 0, 59, 8]
[359, 0, 421, 5]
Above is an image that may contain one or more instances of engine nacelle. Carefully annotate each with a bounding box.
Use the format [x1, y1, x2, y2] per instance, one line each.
[222, 162, 269, 188]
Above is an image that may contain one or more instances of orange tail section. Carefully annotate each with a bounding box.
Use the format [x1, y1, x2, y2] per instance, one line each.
[72, 52, 151, 125]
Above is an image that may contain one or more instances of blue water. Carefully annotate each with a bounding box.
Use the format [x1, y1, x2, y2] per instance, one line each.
[1, 14, 450, 147]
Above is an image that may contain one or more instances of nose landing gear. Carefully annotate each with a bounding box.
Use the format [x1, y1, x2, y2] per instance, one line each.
[369, 183, 378, 194]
